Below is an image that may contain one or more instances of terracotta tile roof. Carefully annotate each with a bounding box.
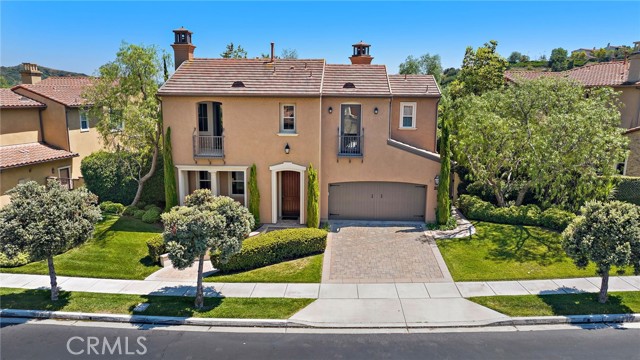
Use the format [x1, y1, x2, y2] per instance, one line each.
[388, 74, 440, 97]
[322, 64, 391, 97]
[0, 89, 45, 108]
[13, 77, 93, 107]
[0, 142, 78, 170]
[158, 59, 325, 96]
[505, 61, 636, 87]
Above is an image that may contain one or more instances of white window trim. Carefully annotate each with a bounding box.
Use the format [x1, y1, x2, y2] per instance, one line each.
[279, 104, 296, 134]
[339, 103, 363, 135]
[79, 111, 89, 132]
[229, 171, 245, 196]
[399, 102, 417, 129]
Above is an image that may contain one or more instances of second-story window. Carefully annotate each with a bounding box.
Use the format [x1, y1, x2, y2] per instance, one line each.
[80, 111, 89, 132]
[198, 103, 209, 133]
[399, 102, 416, 129]
[280, 104, 296, 133]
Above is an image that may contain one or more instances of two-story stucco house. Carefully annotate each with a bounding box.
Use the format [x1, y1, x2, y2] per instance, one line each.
[159, 28, 442, 224]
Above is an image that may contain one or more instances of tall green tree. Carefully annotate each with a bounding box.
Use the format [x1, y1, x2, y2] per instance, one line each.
[563, 201, 640, 303]
[163, 127, 178, 211]
[452, 77, 628, 209]
[399, 53, 443, 83]
[436, 96, 452, 225]
[280, 48, 298, 59]
[220, 42, 248, 59]
[307, 164, 320, 228]
[450, 40, 508, 99]
[0, 75, 12, 88]
[508, 51, 523, 64]
[0, 181, 101, 300]
[549, 47, 568, 71]
[248, 164, 260, 224]
[162, 190, 253, 308]
[84, 43, 167, 206]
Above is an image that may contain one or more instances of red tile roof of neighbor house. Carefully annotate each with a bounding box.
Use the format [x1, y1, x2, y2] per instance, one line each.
[0, 89, 45, 109]
[12, 77, 93, 107]
[158, 59, 441, 97]
[505, 61, 636, 87]
[0, 142, 78, 170]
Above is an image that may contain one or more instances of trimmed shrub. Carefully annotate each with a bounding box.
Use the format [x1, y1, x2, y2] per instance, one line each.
[614, 176, 640, 206]
[123, 205, 137, 216]
[248, 164, 260, 225]
[540, 207, 576, 231]
[146, 235, 166, 263]
[99, 201, 125, 214]
[211, 228, 327, 273]
[457, 194, 574, 231]
[306, 164, 319, 228]
[136, 201, 147, 210]
[142, 208, 162, 223]
[133, 209, 146, 219]
[144, 204, 158, 211]
[0, 251, 31, 268]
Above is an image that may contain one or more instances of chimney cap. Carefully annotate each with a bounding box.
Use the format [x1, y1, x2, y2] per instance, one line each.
[173, 27, 193, 34]
[352, 41, 370, 47]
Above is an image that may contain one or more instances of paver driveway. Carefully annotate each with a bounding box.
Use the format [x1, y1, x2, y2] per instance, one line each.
[323, 222, 452, 283]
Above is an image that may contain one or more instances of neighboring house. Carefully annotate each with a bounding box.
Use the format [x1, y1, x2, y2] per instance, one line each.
[159, 28, 441, 224]
[0, 88, 77, 206]
[625, 127, 640, 176]
[11, 63, 102, 182]
[505, 43, 640, 176]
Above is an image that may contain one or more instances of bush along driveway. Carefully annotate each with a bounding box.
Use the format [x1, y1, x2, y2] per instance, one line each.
[436, 222, 632, 281]
[0, 215, 162, 280]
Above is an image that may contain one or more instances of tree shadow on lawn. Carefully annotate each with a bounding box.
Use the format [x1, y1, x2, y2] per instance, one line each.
[0, 288, 71, 312]
[538, 292, 635, 316]
[482, 223, 566, 266]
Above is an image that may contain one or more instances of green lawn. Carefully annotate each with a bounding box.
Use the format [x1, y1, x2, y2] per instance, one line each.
[470, 292, 640, 317]
[437, 222, 630, 281]
[0, 215, 162, 280]
[0, 287, 313, 319]
[205, 254, 323, 283]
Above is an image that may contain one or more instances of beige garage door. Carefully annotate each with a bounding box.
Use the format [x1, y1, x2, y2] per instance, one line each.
[328, 182, 426, 221]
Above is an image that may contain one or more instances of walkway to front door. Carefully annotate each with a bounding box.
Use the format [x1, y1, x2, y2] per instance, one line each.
[322, 222, 453, 283]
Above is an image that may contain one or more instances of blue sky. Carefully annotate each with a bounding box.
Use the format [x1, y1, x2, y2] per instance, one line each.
[2, 1, 639, 75]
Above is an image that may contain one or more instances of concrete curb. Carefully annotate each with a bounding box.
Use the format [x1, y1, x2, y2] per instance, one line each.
[2, 309, 638, 329]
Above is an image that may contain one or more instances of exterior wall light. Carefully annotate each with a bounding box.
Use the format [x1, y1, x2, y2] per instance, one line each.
[374, 107, 379, 114]
[328, 106, 333, 114]
[434, 175, 440, 186]
[284, 143, 290, 154]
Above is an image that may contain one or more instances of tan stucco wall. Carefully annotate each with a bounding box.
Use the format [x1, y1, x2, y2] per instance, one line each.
[162, 96, 322, 223]
[617, 87, 640, 129]
[320, 97, 441, 222]
[12, 88, 70, 151]
[66, 108, 103, 177]
[625, 131, 640, 176]
[389, 97, 439, 152]
[0, 158, 73, 207]
[0, 107, 42, 146]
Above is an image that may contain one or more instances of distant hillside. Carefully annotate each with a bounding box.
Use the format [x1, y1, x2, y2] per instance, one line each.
[0, 65, 87, 86]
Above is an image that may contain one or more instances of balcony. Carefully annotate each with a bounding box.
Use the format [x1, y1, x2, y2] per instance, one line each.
[338, 133, 364, 157]
[193, 135, 224, 158]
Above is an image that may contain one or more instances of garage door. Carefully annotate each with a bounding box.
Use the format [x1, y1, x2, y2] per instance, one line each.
[328, 182, 426, 221]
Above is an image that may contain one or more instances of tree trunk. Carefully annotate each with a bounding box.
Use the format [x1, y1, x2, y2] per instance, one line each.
[515, 185, 529, 206]
[47, 257, 59, 301]
[194, 253, 205, 309]
[130, 142, 160, 206]
[599, 272, 609, 304]
[494, 190, 506, 207]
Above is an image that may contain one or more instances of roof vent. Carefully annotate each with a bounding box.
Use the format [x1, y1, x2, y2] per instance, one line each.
[231, 81, 245, 88]
[343, 82, 356, 89]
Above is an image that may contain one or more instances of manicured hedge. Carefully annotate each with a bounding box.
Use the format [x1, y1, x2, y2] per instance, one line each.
[457, 195, 575, 231]
[146, 235, 166, 263]
[142, 208, 162, 224]
[210, 228, 327, 273]
[99, 201, 125, 214]
[614, 176, 640, 206]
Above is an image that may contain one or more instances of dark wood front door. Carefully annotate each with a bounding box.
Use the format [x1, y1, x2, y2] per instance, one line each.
[281, 171, 300, 219]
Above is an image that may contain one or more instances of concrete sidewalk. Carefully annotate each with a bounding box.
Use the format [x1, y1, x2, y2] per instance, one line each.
[2, 273, 639, 299]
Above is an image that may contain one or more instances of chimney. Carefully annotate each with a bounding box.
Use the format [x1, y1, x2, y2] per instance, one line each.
[20, 63, 42, 84]
[171, 27, 195, 70]
[628, 41, 640, 84]
[349, 41, 373, 65]
[270, 42, 275, 62]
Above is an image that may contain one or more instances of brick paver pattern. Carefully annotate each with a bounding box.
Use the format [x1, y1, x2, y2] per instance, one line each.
[328, 224, 445, 283]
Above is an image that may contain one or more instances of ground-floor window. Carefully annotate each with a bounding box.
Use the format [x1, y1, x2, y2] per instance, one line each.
[231, 171, 244, 195]
[198, 171, 211, 189]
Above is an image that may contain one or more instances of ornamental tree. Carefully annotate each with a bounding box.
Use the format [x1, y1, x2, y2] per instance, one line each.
[163, 127, 178, 211]
[307, 164, 320, 228]
[161, 190, 253, 308]
[248, 164, 260, 225]
[562, 201, 640, 303]
[0, 181, 101, 300]
[449, 40, 508, 99]
[436, 95, 452, 225]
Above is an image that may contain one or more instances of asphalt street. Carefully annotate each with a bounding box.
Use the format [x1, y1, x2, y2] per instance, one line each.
[1, 320, 639, 360]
